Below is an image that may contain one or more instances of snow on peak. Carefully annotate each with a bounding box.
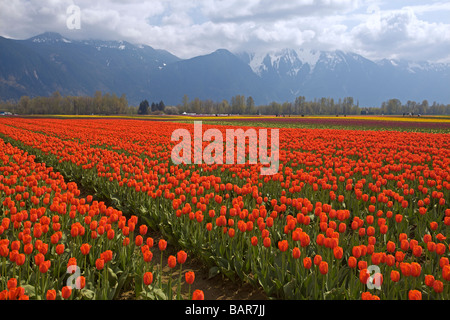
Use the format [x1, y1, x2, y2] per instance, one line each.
[247, 51, 269, 75]
[246, 48, 322, 76]
[30, 32, 71, 44]
[293, 48, 321, 70]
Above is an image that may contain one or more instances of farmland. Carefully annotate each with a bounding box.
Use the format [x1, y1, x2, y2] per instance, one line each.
[0, 115, 449, 300]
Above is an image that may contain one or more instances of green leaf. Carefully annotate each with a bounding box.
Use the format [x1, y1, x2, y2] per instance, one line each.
[234, 257, 244, 280]
[112, 271, 131, 300]
[323, 287, 347, 300]
[151, 288, 167, 300]
[134, 273, 143, 297]
[208, 266, 220, 279]
[81, 289, 95, 300]
[272, 278, 283, 291]
[22, 284, 36, 299]
[107, 267, 118, 286]
[283, 279, 296, 299]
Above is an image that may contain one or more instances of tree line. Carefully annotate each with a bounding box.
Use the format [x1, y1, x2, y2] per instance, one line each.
[176, 95, 450, 116]
[1, 91, 449, 116]
[137, 100, 169, 115]
[0, 91, 135, 115]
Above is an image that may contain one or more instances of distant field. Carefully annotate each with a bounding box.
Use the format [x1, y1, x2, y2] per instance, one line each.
[33, 114, 450, 132]
[197, 115, 450, 133]
[13, 113, 450, 133]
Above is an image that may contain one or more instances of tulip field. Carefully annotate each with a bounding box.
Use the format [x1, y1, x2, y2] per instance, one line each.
[0, 115, 449, 300]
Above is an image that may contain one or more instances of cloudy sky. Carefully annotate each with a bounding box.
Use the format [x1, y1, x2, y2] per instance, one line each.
[1, 0, 450, 63]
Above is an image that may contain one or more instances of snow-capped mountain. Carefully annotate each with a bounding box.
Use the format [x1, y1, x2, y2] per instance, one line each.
[0, 32, 180, 105]
[1, 32, 449, 107]
[235, 48, 450, 106]
[29, 32, 73, 44]
[237, 48, 321, 77]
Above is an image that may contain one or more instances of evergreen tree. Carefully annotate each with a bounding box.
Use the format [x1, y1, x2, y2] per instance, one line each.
[138, 100, 150, 115]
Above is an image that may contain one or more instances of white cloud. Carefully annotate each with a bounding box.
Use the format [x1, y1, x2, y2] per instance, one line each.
[350, 4, 450, 62]
[0, 0, 449, 62]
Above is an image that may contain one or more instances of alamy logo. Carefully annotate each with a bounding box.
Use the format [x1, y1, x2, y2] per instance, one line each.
[171, 121, 279, 175]
[366, 265, 382, 290]
[66, 5, 81, 30]
[66, 265, 82, 289]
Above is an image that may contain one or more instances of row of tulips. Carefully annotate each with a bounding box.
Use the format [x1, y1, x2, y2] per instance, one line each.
[0, 117, 449, 299]
[0, 136, 203, 300]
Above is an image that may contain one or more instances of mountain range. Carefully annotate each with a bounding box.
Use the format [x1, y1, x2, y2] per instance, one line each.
[1, 32, 449, 107]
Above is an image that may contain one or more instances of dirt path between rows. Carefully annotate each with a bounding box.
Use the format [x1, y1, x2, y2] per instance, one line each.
[118, 230, 268, 301]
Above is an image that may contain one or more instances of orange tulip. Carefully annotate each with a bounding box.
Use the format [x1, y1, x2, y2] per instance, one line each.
[143, 272, 153, 286]
[192, 289, 204, 300]
[408, 290, 422, 300]
[95, 258, 105, 271]
[433, 280, 443, 293]
[168, 255, 177, 268]
[319, 261, 328, 275]
[303, 257, 312, 269]
[177, 250, 187, 264]
[158, 239, 167, 251]
[46, 289, 56, 300]
[61, 286, 72, 299]
[278, 240, 288, 252]
[185, 271, 195, 285]
[292, 247, 301, 259]
[80, 243, 91, 256]
[390, 270, 400, 283]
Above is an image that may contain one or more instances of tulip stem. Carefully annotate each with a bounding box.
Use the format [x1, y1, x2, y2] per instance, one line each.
[103, 266, 108, 300]
[168, 272, 173, 300]
[36, 268, 40, 299]
[1, 257, 6, 290]
[159, 253, 163, 289]
[177, 264, 183, 300]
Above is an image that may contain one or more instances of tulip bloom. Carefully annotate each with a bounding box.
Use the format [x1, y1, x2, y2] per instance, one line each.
[46, 289, 56, 300]
[185, 271, 195, 285]
[333, 246, 343, 260]
[139, 224, 148, 235]
[192, 289, 204, 300]
[177, 250, 187, 264]
[143, 272, 153, 286]
[292, 247, 301, 259]
[76, 276, 86, 289]
[135, 235, 143, 246]
[278, 240, 288, 252]
[314, 254, 322, 266]
[61, 286, 72, 299]
[359, 269, 370, 284]
[433, 280, 443, 294]
[303, 257, 312, 269]
[143, 250, 153, 263]
[408, 290, 422, 300]
[348, 256, 357, 268]
[158, 239, 167, 251]
[168, 255, 177, 268]
[319, 261, 328, 275]
[95, 258, 105, 271]
[80, 243, 91, 256]
[263, 237, 271, 248]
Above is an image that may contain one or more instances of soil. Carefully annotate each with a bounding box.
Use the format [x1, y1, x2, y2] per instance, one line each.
[118, 229, 268, 301]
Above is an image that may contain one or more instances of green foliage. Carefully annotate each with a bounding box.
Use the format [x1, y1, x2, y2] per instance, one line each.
[0, 91, 134, 115]
[175, 94, 450, 116]
[138, 100, 150, 115]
